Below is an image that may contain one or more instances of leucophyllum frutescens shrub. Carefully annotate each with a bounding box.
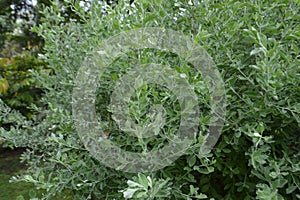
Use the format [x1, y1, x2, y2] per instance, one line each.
[0, 0, 299, 199]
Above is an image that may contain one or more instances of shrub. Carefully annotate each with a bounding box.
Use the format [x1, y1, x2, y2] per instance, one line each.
[1, 0, 299, 199]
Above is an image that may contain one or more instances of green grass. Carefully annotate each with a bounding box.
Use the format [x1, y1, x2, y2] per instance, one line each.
[0, 147, 36, 200]
[0, 147, 72, 200]
[0, 174, 35, 200]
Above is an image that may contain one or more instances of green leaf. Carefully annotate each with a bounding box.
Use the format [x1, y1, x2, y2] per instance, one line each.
[127, 180, 143, 188]
[16, 196, 25, 200]
[138, 174, 149, 189]
[123, 188, 140, 199]
[195, 193, 208, 199]
[286, 185, 297, 194]
[188, 155, 196, 167]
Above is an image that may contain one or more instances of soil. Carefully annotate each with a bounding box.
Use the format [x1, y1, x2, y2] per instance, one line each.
[0, 147, 27, 175]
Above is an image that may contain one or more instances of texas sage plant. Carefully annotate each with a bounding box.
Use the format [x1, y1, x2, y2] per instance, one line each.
[1, 0, 299, 199]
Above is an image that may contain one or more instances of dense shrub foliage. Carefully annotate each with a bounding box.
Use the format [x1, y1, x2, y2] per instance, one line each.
[1, 0, 299, 199]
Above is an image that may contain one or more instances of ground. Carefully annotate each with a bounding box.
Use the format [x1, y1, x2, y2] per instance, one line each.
[0, 147, 34, 200]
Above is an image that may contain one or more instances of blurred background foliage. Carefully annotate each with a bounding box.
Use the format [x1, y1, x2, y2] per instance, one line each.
[0, 0, 97, 119]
